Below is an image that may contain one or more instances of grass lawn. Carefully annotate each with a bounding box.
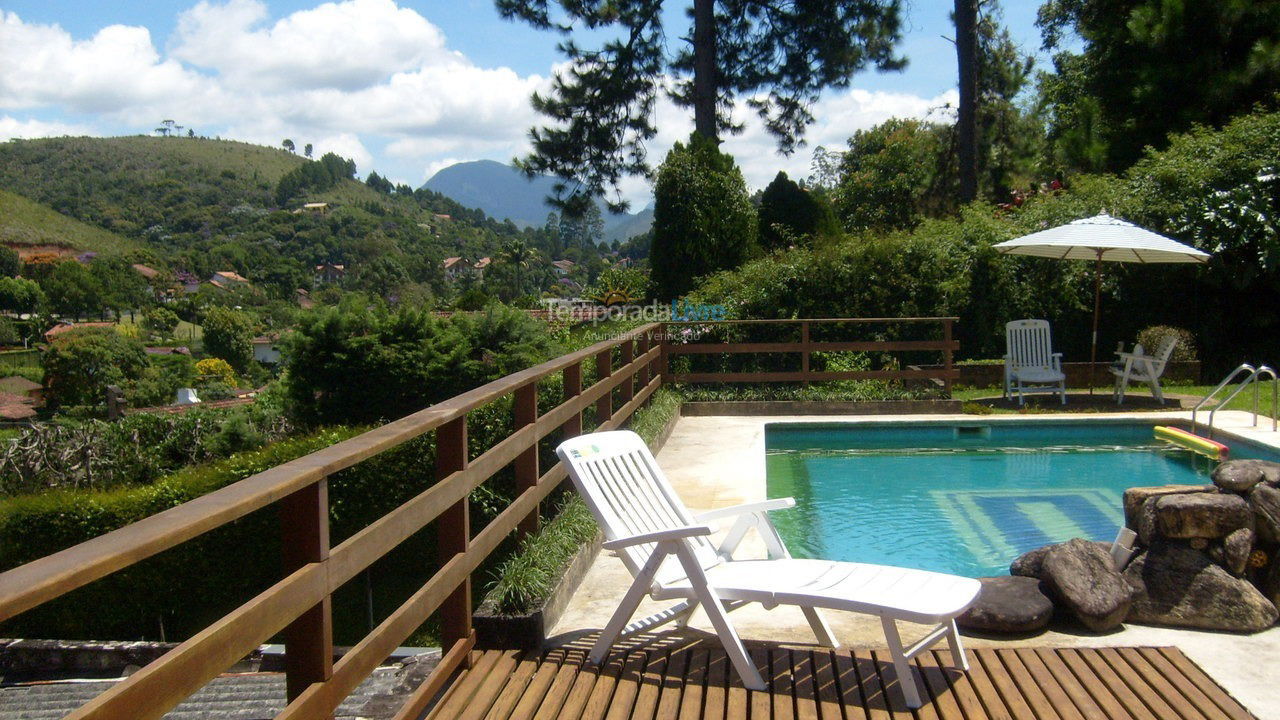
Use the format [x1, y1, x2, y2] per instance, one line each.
[953, 381, 1280, 418]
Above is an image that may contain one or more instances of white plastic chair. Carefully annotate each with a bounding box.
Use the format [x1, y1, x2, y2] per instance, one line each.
[1111, 336, 1177, 404]
[556, 430, 980, 708]
[1003, 319, 1066, 405]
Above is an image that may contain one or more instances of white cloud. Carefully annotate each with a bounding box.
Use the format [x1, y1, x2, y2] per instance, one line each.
[0, 116, 99, 141]
[0, 3, 960, 208]
[0, 12, 205, 114]
[172, 0, 456, 91]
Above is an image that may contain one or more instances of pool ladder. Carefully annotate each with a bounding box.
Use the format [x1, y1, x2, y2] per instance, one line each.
[1191, 363, 1278, 439]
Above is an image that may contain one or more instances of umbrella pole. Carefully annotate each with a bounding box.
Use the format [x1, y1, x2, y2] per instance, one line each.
[1089, 252, 1102, 395]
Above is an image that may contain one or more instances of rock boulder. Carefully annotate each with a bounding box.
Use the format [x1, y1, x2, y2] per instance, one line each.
[1223, 528, 1255, 576]
[1213, 459, 1280, 493]
[1155, 492, 1251, 539]
[1041, 538, 1138, 632]
[1011, 540, 1112, 579]
[1249, 483, 1280, 544]
[1123, 542, 1278, 633]
[957, 576, 1054, 634]
[1123, 484, 1214, 530]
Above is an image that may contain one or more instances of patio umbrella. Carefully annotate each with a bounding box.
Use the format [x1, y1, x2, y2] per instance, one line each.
[992, 213, 1210, 392]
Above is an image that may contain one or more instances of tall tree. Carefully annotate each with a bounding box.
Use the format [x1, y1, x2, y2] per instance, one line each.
[650, 134, 757, 300]
[1038, 0, 1280, 171]
[497, 0, 905, 212]
[757, 171, 832, 250]
[954, 0, 979, 203]
[974, 1, 1037, 198]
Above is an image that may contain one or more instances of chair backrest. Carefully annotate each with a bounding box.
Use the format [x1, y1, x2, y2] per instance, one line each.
[1006, 319, 1056, 370]
[1148, 335, 1177, 376]
[557, 430, 722, 588]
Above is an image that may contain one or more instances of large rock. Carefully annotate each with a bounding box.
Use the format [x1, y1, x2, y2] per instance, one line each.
[1214, 459, 1280, 493]
[1123, 542, 1278, 632]
[1155, 492, 1251, 539]
[1041, 538, 1138, 632]
[957, 576, 1054, 634]
[1223, 528, 1255, 576]
[1264, 558, 1280, 612]
[1010, 541, 1112, 578]
[1249, 483, 1280, 544]
[1123, 484, 1215, 530]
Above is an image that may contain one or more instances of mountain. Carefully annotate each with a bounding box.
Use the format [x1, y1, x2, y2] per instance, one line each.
[422, 160, 652, 241]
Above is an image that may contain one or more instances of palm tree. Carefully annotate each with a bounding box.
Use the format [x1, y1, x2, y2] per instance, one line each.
[499, 240, 536, 297]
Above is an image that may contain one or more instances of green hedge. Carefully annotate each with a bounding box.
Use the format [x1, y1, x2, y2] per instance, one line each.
[0, 427, 362, 640]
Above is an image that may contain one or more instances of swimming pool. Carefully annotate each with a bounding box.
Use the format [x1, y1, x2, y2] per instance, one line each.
[765, 421, 1278, 578]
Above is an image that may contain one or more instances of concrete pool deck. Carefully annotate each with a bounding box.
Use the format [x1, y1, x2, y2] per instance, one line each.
[549, 409, 1280, 719]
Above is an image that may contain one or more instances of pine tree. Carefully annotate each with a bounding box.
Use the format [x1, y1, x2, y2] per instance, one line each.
[497, 0, 905, 212]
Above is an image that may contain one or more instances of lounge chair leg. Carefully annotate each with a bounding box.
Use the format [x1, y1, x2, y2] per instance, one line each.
[590, 543, 668, 664]
[1152, 379, 1164, 405]
[677, 545, 766, 691]
[801, 607, 840, 648]
[945, 619, 969, 671]
[880, 617, 923, 709]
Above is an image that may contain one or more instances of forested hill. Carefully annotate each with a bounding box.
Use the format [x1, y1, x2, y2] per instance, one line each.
[0, 135, 553, 300]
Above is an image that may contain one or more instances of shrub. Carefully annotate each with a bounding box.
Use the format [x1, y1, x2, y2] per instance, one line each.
[0, 405, 293, 496]
[143, 306, 180, 337]
[1135, 325, 1198, 364]
[195, 357, 238, 387]
[42, 327, 148, 409]
[130, 353, 197, 408]
[201, 306, 255, 372]
[650, 133, 757, 300]
[283, 303, 553, 427]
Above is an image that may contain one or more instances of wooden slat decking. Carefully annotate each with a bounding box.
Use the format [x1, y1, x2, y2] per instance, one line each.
[421, 635, 1256, 720]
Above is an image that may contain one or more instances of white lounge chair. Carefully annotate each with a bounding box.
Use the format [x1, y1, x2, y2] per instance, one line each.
[556, 430, 981, 708]
[1004, 319, 1067, 405]
[1111, 336, 1177, 404]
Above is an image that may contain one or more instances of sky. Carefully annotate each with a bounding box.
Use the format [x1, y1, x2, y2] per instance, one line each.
[0, 0, 1056, 209]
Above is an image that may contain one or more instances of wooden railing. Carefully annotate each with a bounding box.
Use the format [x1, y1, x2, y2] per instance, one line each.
[666, 317, 959, 394]
[0, 317, 958, 720]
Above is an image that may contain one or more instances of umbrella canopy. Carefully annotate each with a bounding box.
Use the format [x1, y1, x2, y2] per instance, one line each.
[992, 213, 1210, 394]
[992, 213, 1210, 264]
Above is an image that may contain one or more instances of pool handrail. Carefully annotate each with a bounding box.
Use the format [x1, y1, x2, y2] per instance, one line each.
[1194, 363, 1279, 438]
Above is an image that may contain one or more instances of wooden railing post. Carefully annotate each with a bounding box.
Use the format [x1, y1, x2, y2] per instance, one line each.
[801, 321, 811, 386]
[280, 480, 333, 705]
[619, 334, 635, 406]
[595, 349, 612, 427]
[562, 362, 583, 438]
[436, 417, 471, 659]
[637, 330, 652, 402]
[943, 319, 955, 398]
[659, 323, 670, 382]
[514, 383, 539, 538]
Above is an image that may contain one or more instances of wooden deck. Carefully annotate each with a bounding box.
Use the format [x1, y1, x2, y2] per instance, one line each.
[423, 634, 1256, 720]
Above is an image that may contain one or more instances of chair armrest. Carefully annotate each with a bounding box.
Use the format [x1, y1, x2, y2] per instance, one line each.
[695, 498, 795, 522]
[602, 525, 713, 551]
[1115, 352, 1148, 362]
[1051, 352, 1063, 370]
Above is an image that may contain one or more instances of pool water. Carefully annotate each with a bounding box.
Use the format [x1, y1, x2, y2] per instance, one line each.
[765, 422, 1275, 578]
